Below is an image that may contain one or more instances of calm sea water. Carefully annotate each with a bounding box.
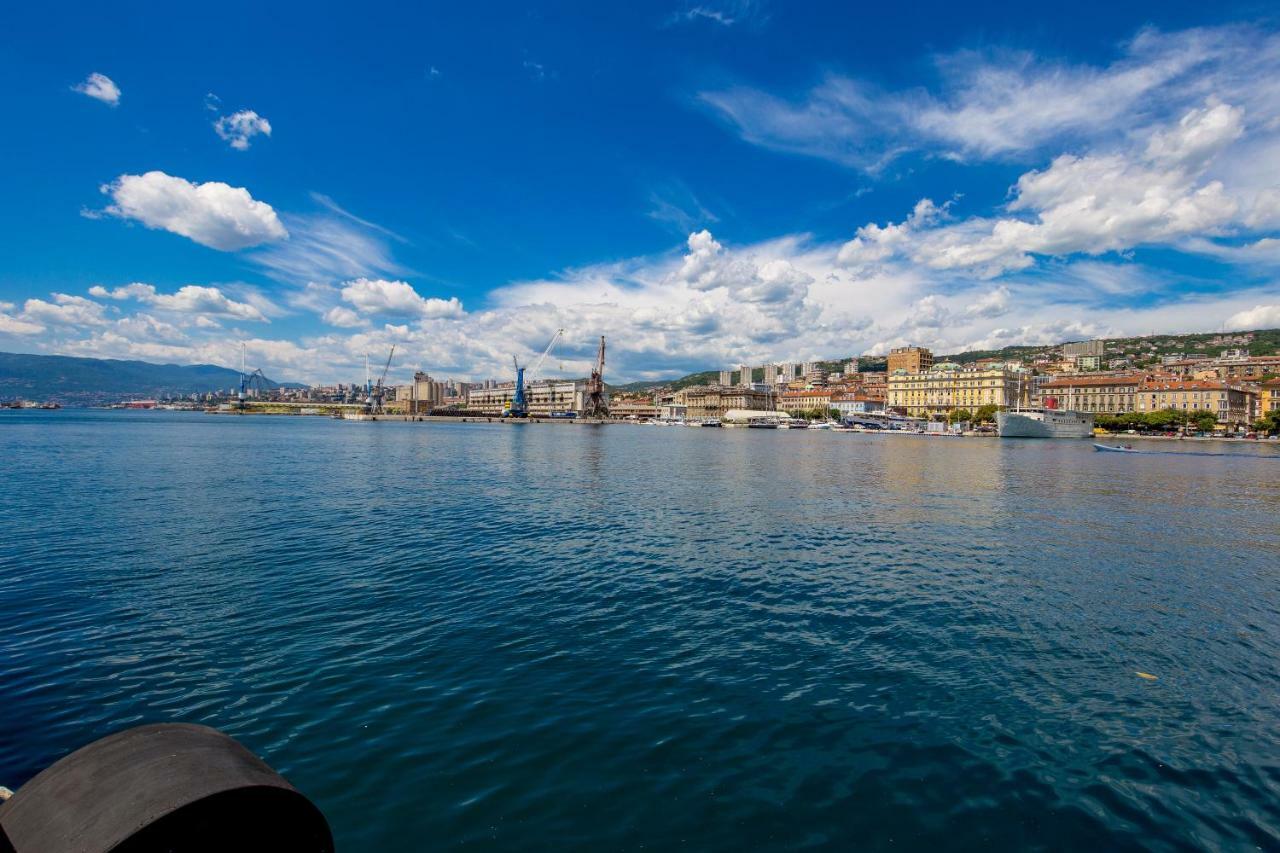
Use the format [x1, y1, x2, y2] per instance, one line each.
[3, 410, 1280, 850]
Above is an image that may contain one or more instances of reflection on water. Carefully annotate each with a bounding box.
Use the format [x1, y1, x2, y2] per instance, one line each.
[2, 411, 1279, 851]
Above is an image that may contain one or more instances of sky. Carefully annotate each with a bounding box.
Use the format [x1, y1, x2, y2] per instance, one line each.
[2, 0, 1280, 384]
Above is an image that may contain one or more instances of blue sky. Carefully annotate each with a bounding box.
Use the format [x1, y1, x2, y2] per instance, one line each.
[2, 1, 1279, 383]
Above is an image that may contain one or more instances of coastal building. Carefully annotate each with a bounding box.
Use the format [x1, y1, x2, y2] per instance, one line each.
[673, 386, 771, 419]
[887, 346, 933, 376]
[466, 378, 606, 416]
[1261, 377, 1280, 417]
[609, 398, 659, 419]
[777, 389, 833, 414]
[1135, 380, 1257, 428]
[830, 393, 885, 417]
[887, 363, 1027, 418]
[1039, 374, 1143, 414]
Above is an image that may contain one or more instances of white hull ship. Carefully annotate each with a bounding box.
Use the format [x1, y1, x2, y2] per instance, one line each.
[997, 408, 1094, 439]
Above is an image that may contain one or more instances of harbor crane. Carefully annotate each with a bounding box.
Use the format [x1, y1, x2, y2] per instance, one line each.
[363, 345, 396, 414]
[505, 328, 564, 417]
[582, 335, 608, 419]
[236, 343, 270, 411]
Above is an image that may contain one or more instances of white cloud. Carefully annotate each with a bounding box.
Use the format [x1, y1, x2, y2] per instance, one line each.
[964, 286, 1011, 318]
[22, 294, 108, 326]
[1224, 304, 1280, 330]
[252, 211, 406, 284]
[673, 230, 812, 306]
[323, 306, 365, 328]
[99, 171, 288, 251]
[88, 282, 269, 321]
[340, 278, 464, 319]
[73, 72, 120, 106]
[840, 102, 1259, 277]
[838, 199, 945, 269]
[214, 110, 272, 150]
[0, 311, 44, 336]
[698, 25, 1280, 171]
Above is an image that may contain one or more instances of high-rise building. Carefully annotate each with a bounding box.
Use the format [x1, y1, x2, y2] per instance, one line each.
[719, 369, 734, 386]
[1062, 340, 1105, 359]
[887, 346, 934, 375]
[738, 365, 753, 386]
[763, 364, 779, 386]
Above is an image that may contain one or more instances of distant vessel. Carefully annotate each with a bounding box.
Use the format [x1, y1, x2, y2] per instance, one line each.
[1094, 443, 1142, 453]
[998, 408, 1094, 438]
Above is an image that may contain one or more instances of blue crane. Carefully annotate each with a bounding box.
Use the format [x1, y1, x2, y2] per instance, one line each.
[504, 329, 564, 417]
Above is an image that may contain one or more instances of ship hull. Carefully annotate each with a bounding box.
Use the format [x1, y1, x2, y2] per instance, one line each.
[997, 411, 1094, 439]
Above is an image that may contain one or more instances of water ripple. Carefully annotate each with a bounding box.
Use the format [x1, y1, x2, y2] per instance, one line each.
[2, 411, 1279, 850]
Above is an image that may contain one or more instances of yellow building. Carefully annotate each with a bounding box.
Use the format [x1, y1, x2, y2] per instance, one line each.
[1259, 378, 1280, 417]
[887, 346, 933, 376]
[777, 389, 833, 414]
[887, 363, 1027, 418]
[1134, 380, 1256, 428]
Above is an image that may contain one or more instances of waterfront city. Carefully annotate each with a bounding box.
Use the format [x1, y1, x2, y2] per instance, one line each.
[5, 2, 1280, 851]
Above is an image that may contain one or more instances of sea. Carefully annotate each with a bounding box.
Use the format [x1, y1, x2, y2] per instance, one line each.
[2, 409, 1279, 850]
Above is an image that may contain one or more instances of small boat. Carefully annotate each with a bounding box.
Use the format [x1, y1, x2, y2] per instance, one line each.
[1094, 443, 1142, 453]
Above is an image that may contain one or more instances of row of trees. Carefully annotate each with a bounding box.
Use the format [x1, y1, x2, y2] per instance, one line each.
[1095, 408, 1219, 432]
[946, 404, 1002, 425]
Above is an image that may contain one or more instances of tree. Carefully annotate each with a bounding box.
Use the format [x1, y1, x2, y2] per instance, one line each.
[1144, 408, 1186, 431]
[1254, 412, 1280, 435]
[974, 404, 1000, 424]
[948, 408, 973, 425]
[1189, 409, 1218, 433]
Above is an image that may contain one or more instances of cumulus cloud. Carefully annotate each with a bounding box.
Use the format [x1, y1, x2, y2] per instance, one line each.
[214, 110, 272, 150]
[99, 171, 288, 251]
[1224, 304, 1280, 330]
[73, 72, 120, 106]
[838, 199, 945, 269]
[22, 294, 108, 326]
[0, 311, 44, 336]
[964, 286, 1011, 318]
[323, 306, 365, 328]
[340, 278, 464, 319]
[89, 282, 269, 321]
[839, 102, 1259, 278]
[674, 230, 813, 305]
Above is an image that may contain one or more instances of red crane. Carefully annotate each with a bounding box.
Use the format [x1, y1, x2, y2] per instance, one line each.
[583, 335, 608, 419]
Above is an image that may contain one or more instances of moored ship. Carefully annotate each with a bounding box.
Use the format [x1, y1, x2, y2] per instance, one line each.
[997, 408, 1094, 438]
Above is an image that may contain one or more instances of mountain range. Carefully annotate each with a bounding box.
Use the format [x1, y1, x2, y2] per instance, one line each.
[0, 352, 298, 404]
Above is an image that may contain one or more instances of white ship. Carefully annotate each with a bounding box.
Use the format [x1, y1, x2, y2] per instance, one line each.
[997, 408, 1094, 439]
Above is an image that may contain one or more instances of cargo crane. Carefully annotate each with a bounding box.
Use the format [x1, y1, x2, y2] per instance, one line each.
[363, 346, 396, 414]
[504, 328, 564, 418]
[582, 335, 608, 419]
[235, 343, 269, 411]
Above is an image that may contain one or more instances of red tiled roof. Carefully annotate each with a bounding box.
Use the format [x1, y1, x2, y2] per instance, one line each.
[1041, 375, 1144, 388]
